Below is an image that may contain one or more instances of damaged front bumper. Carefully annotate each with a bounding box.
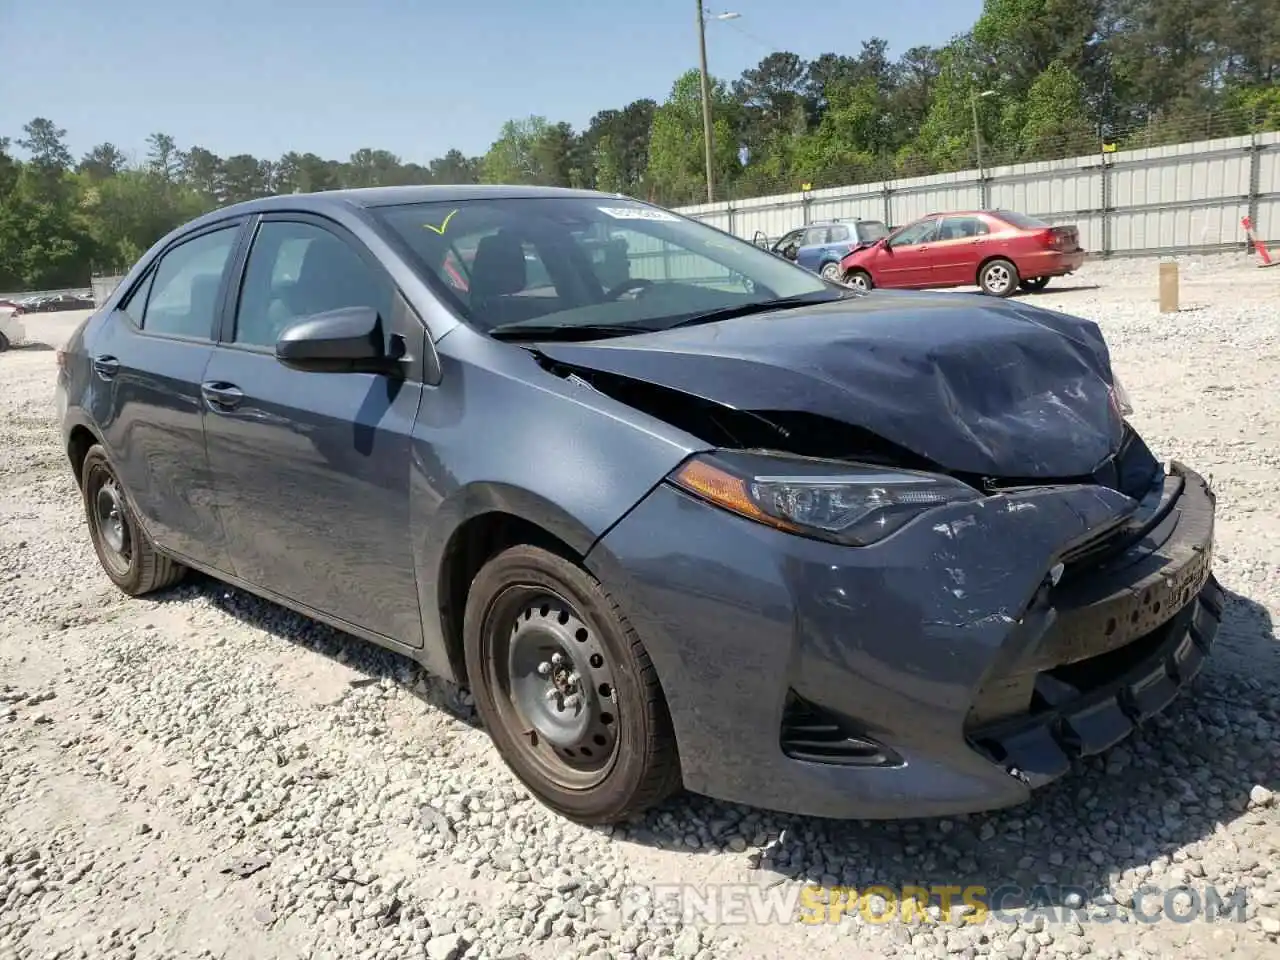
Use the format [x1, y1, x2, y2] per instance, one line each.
[584, 460, 1219, 820]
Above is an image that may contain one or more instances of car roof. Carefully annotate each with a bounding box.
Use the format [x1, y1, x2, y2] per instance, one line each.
[216, 184, 622, 217]
[169, 184, 640, 238]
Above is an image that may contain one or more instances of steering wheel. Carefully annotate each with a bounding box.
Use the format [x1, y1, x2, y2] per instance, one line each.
[603, 278, 654, 301]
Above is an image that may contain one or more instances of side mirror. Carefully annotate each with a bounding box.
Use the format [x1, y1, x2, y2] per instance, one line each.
[275, 306, 401, 375]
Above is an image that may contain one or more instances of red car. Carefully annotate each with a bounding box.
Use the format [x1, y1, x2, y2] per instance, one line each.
[838, 209, 1085, 297]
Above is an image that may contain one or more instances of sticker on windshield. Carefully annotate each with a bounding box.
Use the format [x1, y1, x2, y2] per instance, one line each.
[598, 206, 680, 222]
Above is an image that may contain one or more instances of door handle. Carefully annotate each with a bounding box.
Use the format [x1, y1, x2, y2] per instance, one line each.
[201, 381, 244, 410]
[92, 355, 119, 380]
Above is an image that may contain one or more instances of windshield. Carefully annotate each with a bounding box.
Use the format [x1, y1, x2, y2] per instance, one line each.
[372, 197, 835, 337]
[993, 210, 1050, 229]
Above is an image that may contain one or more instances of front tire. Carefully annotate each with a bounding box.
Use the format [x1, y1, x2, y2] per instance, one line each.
[845, 269, 873, 293]
[81, 445, 186, 596]
[979, 258, 1019, 297]
[463, 545, 681, 824]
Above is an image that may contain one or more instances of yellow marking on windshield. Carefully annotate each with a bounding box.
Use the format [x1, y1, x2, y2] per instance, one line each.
[423, 209, 459, 235]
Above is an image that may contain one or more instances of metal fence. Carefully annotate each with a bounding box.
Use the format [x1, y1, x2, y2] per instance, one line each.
[673, 130, 1280, 257]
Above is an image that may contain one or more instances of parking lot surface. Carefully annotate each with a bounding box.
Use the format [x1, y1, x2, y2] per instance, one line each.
[2, 253, 1278, 960]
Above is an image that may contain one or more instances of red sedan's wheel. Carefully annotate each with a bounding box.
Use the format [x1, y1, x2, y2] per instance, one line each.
[979, 258, 1019, 297]
[845, 269, 873, 293]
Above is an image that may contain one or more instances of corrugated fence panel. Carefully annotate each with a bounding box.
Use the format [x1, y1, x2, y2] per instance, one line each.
[808, 190, 884, 225]
[732, 193, 806, 241]
[1256, 132, 1280, 244]
[890, 173, 983, 225]
[989, 161, 1101, 219]
[1110, 200, 1251, 253]
[672, 130, 1279, 257]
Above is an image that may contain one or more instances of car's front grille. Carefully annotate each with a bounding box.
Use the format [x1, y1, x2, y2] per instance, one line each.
[779, 692, 898, 766]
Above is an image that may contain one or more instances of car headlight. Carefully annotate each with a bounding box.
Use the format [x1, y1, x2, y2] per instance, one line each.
[668, 451, 983, 546]
[1109, 371, 1134, 417]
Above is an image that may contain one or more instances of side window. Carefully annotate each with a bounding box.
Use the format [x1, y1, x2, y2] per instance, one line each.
[119, 270, 155, 328]
[774, 229, 804, 252]
[891, 218, 939, 247]
[802, 226, 830, 246]
[233, 221, 392, 349]
[141, 227, 239, 339]
[940, 216, 990, 240]
[828, 225, 851, 243]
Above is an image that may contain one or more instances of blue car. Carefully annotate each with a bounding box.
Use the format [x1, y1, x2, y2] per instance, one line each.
[762, 219, 889, 281]
[56, 186, 1220, 825]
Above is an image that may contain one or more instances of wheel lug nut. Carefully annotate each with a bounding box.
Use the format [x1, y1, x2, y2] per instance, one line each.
[544, 688, 560, 700]
[566, 672, 579, 688]
[563, 694, 580, 710]
[551, 653, 564, 666]
[536, 661, 551, 676]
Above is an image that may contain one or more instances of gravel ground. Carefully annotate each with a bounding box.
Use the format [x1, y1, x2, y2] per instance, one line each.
[1, 253, 1278, 960]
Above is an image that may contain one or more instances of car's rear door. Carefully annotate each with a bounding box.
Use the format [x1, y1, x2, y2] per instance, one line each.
[86, 219, 244, 572]
[931, 215, 992, 285]
[200, 213, 428, 646]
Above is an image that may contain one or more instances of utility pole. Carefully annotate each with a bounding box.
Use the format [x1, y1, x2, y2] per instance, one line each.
[971, 92, 984, 173]
[696, 2, 716, 203]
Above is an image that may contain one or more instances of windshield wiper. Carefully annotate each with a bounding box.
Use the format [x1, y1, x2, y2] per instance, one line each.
[662, 290, 851, 330]
[488, 322, 660, 342]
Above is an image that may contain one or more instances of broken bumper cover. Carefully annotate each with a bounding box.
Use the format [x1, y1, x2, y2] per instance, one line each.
[585, 461, 1218, 820]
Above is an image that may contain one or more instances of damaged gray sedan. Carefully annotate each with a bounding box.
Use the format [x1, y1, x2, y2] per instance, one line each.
[57, 186, 1220, 825]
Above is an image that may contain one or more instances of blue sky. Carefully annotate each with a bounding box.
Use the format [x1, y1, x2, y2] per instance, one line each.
[2, 0, 983, 166]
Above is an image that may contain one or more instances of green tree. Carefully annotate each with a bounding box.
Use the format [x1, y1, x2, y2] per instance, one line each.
[646, 69, 741, 204]
[78, 144, 128, 180]
[1016, 60, 1096, 158]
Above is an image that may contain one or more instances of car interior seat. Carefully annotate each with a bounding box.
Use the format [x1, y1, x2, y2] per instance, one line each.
[469, 231, 548, 327]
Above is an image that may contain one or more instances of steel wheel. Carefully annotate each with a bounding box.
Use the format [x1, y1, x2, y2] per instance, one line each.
[463, 544, 681, 824]
[79, 444, 186, 595]
[485, 586, 621, 789]
[86, 462, 133, 578]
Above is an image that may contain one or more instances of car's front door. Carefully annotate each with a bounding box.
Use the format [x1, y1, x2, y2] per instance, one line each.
[877, 217, 941, 287]
[88, 221, 244, 572]
[200, 214, 427, 646]
[931, 215, 992, 286]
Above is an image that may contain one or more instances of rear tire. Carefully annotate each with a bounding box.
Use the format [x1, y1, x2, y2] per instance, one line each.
[845, 269, 873, 293]
[81, 445, 186, 596]
[979, 258, 1019, 297]
[463, 544, 681, 824]
[1019, 276, 1050, 292]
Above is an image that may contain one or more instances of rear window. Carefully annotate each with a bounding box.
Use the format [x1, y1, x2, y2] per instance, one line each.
[992, 210, 1050, 229]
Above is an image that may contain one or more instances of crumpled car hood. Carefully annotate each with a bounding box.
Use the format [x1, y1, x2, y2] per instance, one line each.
[534, 291, 1127, 478]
